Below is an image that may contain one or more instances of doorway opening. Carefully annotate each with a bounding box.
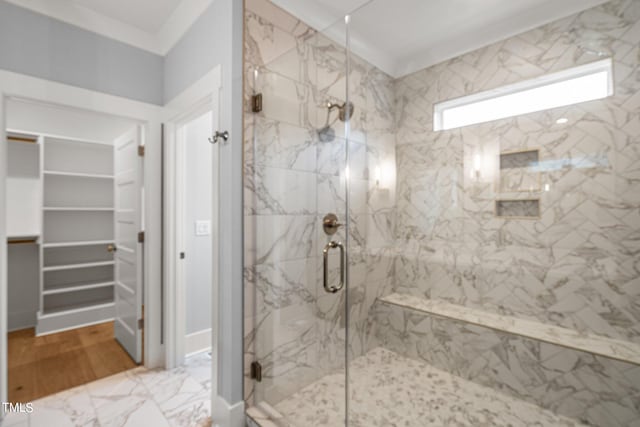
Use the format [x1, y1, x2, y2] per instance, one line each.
[5, 98, 146, 402]
[176, 109, 214, 362]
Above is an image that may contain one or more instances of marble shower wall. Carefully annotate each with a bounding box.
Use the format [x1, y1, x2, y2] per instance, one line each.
[243, 0, 640, 417]
[392, 0, 640, 345]
[243, 0, 397, 405]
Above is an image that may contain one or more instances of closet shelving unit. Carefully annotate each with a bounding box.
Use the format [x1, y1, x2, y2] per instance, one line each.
[7, 130, 119, 335]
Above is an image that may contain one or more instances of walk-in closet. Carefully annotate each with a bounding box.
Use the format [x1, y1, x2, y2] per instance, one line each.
[5, 98, 144, 402]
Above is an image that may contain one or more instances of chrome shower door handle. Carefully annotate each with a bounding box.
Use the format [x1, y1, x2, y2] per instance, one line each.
[323, 240, 345, 293]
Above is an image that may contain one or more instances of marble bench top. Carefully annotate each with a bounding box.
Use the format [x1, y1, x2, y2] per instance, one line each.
[379, 293, 640, 366]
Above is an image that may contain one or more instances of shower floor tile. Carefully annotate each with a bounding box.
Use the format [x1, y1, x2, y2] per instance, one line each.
[273, 347, 586, 427]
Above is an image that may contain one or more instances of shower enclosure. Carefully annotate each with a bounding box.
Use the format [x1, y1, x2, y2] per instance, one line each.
[244, 0, 640, 426]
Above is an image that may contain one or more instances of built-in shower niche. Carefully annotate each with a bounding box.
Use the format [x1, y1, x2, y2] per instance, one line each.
[498, 149, 540, 193]
[495, 199, 540, 219]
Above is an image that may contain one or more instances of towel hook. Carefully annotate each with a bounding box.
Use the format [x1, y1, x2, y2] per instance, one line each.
[209, 130, 229, 144]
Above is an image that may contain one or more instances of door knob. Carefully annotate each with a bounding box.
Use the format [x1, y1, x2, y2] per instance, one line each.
[107, 244, 117, 253]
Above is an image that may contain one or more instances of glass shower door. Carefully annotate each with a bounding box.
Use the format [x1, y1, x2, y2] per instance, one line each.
[244, 2, 351, 425]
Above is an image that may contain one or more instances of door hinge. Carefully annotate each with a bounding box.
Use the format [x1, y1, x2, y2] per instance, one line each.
[251, 93, 263, 113]
[138, 231, 145, 243]
[138, 318, 144, 330]
[250, 361, 262, 382]
[138, 145, 145, 157]
[180, 252, 185, 259]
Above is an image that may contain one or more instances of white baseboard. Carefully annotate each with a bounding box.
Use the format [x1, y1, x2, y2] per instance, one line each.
[212, 395, 245, 427]
[185, 328, 212, 356]
[8, 311, 36, 332]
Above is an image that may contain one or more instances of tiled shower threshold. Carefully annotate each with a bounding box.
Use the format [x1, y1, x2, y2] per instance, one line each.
[247, 347, 586, 427]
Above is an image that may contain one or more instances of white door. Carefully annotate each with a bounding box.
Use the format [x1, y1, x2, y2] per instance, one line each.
[114, 126, 143, 363]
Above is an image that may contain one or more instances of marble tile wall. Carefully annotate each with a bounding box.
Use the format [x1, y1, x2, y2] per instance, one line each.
[243, 0, 640, 422]
[373, 301, 640, 427]
[243, 0, 397, 406]
[392, 0, 640, 345]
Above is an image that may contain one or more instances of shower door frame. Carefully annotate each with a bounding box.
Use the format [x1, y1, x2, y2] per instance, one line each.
[244, 10, 351, 427]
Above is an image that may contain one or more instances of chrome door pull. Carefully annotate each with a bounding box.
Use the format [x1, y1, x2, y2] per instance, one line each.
[208, 130, 229, 144]
[323, 240, 345, 293]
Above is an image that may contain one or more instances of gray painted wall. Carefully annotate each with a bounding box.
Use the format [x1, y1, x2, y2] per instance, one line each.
[0, 0, 164, 105]
[163, 0, 245, 405]
[0, 0, 246, 408]
[7, 245, 38, 331]
[164, 3, 226, 104]
[184, 111, 213, 335]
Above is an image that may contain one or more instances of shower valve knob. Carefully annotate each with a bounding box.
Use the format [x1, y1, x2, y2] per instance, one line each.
[322, 213, 343, 236]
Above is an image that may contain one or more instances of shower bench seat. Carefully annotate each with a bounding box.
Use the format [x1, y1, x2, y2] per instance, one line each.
[378, 293, 640, 366]
[374, 293, 640, 427]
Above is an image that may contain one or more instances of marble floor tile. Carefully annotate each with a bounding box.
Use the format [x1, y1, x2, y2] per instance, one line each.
[1, 352, 213, 427]
[30, 385, 96, 427]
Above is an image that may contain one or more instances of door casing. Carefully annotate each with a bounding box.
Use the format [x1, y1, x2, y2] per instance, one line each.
[162, 66, 221, 375]
[0, 70, 164, 406]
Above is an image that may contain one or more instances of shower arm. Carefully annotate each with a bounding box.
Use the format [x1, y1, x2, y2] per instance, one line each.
[322, 101, 353, 127]
[322, 102, 341, 128]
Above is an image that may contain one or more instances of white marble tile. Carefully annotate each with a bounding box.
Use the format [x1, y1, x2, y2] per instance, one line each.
[380, 293, 640, 365]
[245, 215, 317, 264]
[182, 353, 213, 388]
[248, 117, 317, 173]
[87, 371, 149, 426]
[100, 399, 170, 427]
[161, 389, 211, 427]
[244, 1, 640, 426]
[267, 347, 586, 427]
[374, 296, 640, 427]
[13, 355, 212, 427]
[30, 385, 96, 427]
[0, 412, 29, 427]
[245, 165, 317, 215]
[140, 370, 206, 414]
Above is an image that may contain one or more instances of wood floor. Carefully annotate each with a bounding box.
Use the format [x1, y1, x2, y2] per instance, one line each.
[8, 322, 137, 402]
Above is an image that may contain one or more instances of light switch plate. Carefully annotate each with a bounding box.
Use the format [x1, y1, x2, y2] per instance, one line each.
[195, 220, 211, 236]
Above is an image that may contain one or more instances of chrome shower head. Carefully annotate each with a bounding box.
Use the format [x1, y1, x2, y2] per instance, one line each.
[317, 125, 336, 142]
[317, 101, 354, 143]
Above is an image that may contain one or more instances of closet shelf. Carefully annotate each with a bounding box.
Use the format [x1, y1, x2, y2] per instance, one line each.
[43, 207, 115, 212]
[42, 240, 114, 248]
[43, 281, 115, 296]
[43, 170, 114, 179]
[42, 260, 115, 272]
[7, 234, 40, 241]
[40, 300, 115, 317]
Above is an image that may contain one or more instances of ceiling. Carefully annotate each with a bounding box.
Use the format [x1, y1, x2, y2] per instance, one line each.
[272, 0, 609, 77]
[72, 0, 183, 33]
